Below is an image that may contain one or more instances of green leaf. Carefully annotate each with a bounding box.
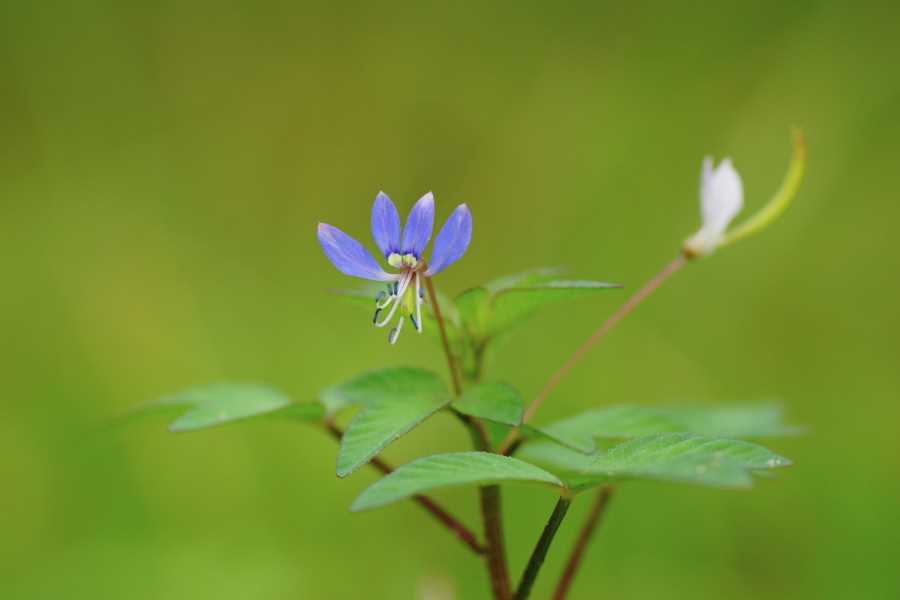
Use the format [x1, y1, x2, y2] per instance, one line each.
[332, 368, 451, 477]
[484, 267, 566, 294]
[134, 383, 322, 432]
[487, 280, 621, 337]
[539, 403, 799, 451]
[453, 383, 523, 426]
[455, 287, 490, 336]
[351, 452, 564, 511]
[577, 433, 791, 490]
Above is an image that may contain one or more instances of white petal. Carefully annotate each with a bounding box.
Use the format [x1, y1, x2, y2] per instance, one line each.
[687, 156, 744, 255]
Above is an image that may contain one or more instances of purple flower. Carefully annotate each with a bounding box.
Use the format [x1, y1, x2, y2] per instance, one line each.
[318, 191, 473, 344]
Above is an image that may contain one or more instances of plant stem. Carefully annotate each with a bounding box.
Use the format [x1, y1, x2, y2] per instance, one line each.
[500, 254, 687, 454]
[324, 422, 485, 555]
[424, 276, 512, 599]
[552, 486, 614, 600]
[512, 497, 572, 600]
[423, 275, 462, 396]
[481, 485, 512, 600]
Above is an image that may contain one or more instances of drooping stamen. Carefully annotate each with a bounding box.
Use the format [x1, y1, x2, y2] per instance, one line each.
[388, 312, 404, 344]
[375, 270, 413, 328]
[373, 307, 382, 324]
[414, 272, 423, 333]
[375, 290, 387, 305]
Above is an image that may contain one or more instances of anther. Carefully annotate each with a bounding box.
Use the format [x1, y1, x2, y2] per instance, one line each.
[373, 308, 382, 324]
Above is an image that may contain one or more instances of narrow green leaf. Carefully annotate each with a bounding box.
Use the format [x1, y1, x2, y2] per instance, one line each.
[484, 267, 565, 294]
[487, 280, 621, 337]
[351, 452, 563, 511]
[332, 368, 450, 477]
[453, 383, 523, 426]
[132, 384, 321, 432]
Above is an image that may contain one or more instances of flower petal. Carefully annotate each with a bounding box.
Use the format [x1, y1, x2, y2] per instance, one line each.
[317, 223, 395, 281]
[426, 204, 472, 276]
[685, 157, 744, 255]
[371, 191, 401, 258]
[700, 157, 743, 237]
[401, 192, 435, 257]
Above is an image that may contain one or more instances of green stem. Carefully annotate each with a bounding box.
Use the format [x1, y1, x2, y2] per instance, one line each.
[552, 486, 614, 599]
[513, 497, 572, 600]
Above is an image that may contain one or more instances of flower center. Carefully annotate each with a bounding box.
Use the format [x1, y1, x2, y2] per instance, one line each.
[372, 268, 424, 344]
[387, 252, 419, 269]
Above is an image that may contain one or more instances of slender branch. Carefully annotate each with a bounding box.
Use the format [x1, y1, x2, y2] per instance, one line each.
[423, 275, 462, 396]
[500, 254, 688, 454]
[512, 497, 572, 600]
[324, 422, 485, 555]
[552, 486, 614, 600]
[424, 276, 511, 599]
[481, 484, 512, 600]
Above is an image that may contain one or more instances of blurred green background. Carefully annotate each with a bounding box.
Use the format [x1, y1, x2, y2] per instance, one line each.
[3, 1, 899, 598]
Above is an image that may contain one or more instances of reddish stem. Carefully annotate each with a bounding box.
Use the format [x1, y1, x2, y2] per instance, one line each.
[500, 255, 687, 454]
[325, 422, 485, 555]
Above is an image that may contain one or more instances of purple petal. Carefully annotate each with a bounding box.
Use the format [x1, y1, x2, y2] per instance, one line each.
[371, 191, 401, 258]
[317, 223, 394, 281]
[401, 192, 435, 257]
[426, 204, 472, 276]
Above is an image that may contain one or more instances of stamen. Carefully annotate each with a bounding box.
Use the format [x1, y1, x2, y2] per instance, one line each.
[388, 312, 405, 344]
[410, 314, 418, 331]
[375, 290, 387, 304]
[375, 270, 413, 328]
[414, 273, 423, 333]
[373, 307, 382, 324]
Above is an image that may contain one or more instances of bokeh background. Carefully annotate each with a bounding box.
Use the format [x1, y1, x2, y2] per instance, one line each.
[3, 1, 899, 598]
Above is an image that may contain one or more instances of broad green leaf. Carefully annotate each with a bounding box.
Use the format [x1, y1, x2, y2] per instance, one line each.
[351, 451, 564, 511]
[453, 383, 523, 426]
[540, 403, 799, 451]
[320, 367, 446, 415]
[518, 440, 596, 475]
[133, 383, 321, 432]
[657, 404, 801, 438]
[487, 280, 621, 337]
[577, 433, 791, 490]
[332, 368, 451, 477]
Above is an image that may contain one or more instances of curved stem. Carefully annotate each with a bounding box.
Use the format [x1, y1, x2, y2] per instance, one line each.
[500, 255, 687, 454]
[552, 486, 614, 599]
[513, 497, 572, 600]
[324, 422, 485, 555]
